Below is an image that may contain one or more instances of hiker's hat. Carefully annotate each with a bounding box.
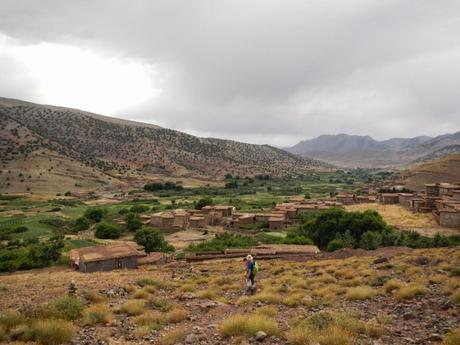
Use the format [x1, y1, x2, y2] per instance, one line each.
[246, 254, 253, 261]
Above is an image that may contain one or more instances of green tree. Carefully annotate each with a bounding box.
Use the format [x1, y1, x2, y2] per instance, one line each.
[84, 208, 104, 223]
[125, 212, 142, 232]
[74, 217, 90, 231]
[94, 223, 121, 239]
[134, 227, 174, 253]
[195, 197, 213, 210]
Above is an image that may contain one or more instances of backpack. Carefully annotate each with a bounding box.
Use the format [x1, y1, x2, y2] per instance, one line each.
[252, 261, 259, 276]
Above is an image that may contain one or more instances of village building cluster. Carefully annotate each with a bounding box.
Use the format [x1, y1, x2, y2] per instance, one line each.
[379, 183, 460, 228]
[334, 183, 460, 229]
[143, 201, 345, 232]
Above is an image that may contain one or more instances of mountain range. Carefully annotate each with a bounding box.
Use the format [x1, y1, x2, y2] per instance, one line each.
[0, 97, 328, 193]
[286, 133, 460, 168]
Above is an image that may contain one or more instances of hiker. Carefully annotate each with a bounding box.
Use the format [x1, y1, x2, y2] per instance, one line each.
[244, 254, 257, 295]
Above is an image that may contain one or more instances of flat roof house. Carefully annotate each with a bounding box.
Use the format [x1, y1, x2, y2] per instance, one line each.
[69, 242, 145, 273]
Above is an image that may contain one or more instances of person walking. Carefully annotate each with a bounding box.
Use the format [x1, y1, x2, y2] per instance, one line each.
[244, 254, 257, 295]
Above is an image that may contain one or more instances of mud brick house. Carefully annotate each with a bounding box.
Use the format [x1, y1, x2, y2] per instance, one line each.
[379, 193, 400, 204]
[189, 215, 207, 228]
[268, 216, 285, 230]
[201, 205, 235, 218]
[69, 242, 145, 272]
[398, 193, 416, 209]
[150, 212, 175, 230]
[439, 208, 460, 228]
[336, 193, 355, 205]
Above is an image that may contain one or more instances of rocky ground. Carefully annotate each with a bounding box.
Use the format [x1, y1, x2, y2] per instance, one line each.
[0, 247, 459, 345]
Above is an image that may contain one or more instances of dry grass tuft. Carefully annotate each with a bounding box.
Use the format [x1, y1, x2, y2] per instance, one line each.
[161, 327, 186, 345]
[255, 305, 278, 317]
[442, 327, 460, 345]
[82, 289, 106, 304]
[287, 324, 353, 345]
[219, 314, 280, 338]
[134, 289, 151, 299]
[394, 284, 427, 300]
[451, 290, 460, 305]
[119, 300, 145, 315]
[83, 304, 113, 325]
[31, 319, 75, 345]
[165, 307, 188, 323]
[345, 286, 377, 300]
[383, 279, 404, 293]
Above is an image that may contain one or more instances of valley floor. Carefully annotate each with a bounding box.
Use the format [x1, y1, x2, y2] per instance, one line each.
[0, 247, 459, 345]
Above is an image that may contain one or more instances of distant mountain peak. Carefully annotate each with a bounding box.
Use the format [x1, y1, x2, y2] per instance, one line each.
[285, 132, 460, 168]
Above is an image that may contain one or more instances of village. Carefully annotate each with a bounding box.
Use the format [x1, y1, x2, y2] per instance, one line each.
[67, 182, 460, 273]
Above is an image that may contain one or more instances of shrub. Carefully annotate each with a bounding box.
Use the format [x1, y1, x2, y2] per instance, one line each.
[345, 286, 377, 300]
[327, 239, 344, 252]
[94, 223, 121, 239]
[136, 278, 165, 289]
[394, 284, 427, 300]
[51, 296, 84, 320]
[84, 208, 104, 223]
[134, 227, 175, 252]
[31, 319, 75, 345]
[219, 314, 280, 338]
[149, 298, 174, 312]
[74, 217, 90, 231]
[83, 304, 113, 325]
[130, 205, 150, 213]
[134, 311, 164, 329]
[125, 212, 142, 232]
[195, 197, 213, 210]
[186, 233, 257, 252]
[119, 300, 145, 315]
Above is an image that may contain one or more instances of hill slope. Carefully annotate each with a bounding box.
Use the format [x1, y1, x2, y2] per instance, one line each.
[286, 133, 460, 168]
[393, 151, 460, 191]
[0, 98, 327, 193]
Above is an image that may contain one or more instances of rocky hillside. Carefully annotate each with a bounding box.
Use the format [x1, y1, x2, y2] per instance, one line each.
[393, 151, 460, 191]
[0, 98, 328, 193]
[286, 133, 460, 168]
[0, 247, 458, 345]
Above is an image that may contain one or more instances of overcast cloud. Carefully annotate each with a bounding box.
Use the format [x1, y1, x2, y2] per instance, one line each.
[0, 0, 459, 146]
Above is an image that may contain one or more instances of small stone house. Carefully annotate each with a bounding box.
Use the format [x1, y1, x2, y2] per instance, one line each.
[69, 242, 145, 273]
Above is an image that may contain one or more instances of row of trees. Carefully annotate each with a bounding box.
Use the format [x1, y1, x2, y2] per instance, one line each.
[290, 208, 460, 251]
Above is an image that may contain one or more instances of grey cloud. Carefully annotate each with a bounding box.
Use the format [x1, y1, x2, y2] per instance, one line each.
[1, 0, 460, 145]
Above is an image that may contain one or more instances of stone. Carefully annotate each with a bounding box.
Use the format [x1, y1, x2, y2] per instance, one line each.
[184, 334, 197, 344]
[179, 292, 197, 300]
[373, 256, 389, 264]
[403, 312, 414, 320]
[254, 331, 267, 341]
[415, 256, 429, 265]
[428, 334, 443, 342]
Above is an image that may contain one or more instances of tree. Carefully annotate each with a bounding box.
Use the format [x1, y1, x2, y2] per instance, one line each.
[134, 227, 174, 253]
[28, 236, 65, 267]
[74, 217, 90, 231]
[84, 208, 104, 223]
[195, 197, 213, 210]
[125, 212, 142, 232]
[225, 181, 238, 189]
[95, 223, 121, 239]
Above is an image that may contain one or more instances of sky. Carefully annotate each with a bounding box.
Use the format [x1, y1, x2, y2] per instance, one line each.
[0, 1, 459, 147]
